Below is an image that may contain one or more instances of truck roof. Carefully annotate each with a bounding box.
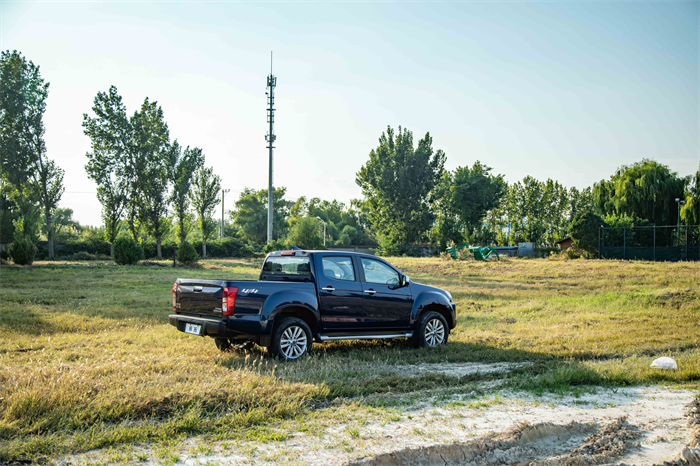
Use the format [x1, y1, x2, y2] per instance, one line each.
[266, 249, 376, 258]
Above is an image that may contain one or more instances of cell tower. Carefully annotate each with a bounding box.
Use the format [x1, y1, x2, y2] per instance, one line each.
[265, 52, 276, 244]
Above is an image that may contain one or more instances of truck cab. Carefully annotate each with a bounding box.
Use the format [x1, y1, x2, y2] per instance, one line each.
[170, 250, 456, 360]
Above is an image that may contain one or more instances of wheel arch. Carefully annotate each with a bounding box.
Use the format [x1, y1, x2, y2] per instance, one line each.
[271, 305, 319, 335]
[412, 292, 456, 329]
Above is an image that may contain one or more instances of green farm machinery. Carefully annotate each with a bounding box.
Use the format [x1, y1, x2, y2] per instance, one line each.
[446, 243, 500, 261]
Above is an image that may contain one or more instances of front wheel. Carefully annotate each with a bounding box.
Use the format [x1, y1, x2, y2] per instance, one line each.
[414, 311, 449, 348]
[269, 317, 312, 361]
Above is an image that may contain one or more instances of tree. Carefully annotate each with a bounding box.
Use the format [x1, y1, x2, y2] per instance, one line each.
[170, 143, 203, 245]
[83, 86, 130, 256]
[133, 98, 173, 259]
[447, 161, 506, 243]
[0, 50, 49, 241]
[356, 126, 445, 252]
[287, 216, 324, 250]
[31, 158, 64, 258]
[231, 187, 290, 244]
[569, 210, 604, 256]
[429, 172, 463, 248]
[47, 207, 81, 241]
[191, 166, 221, 258]
[569, 187, 595, 222]
[593, 159, 687, 226]
[0, 187, 19, 244]
[681, 166, 699, 226]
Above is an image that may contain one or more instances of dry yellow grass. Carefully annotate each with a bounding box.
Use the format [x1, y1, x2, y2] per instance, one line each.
[0, 257, 698, 461]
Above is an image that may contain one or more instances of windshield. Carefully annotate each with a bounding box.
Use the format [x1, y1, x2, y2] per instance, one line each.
[261, 256, 312, 279]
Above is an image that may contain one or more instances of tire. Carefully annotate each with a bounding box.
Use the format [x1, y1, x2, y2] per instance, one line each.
[268, 317, 312, 361]
[215, 337, 233, 352]
[414, 311, 449, 348]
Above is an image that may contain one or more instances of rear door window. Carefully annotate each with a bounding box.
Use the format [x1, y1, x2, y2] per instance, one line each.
[321, 256, 356, 281]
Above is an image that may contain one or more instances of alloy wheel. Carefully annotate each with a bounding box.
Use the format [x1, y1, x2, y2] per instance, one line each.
[279, 325, 308, 359]
[424, 318, 446, 347]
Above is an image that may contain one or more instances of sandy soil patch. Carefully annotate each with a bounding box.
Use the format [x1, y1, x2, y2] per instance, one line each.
[62, 385, 697, 466]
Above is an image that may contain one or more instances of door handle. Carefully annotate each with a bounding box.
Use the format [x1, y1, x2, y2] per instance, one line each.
[364, 289, 376, 295]
[321, 286, 335, 292]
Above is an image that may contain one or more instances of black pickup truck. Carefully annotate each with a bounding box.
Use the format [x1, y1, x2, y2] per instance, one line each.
[170, 250, 456, 360]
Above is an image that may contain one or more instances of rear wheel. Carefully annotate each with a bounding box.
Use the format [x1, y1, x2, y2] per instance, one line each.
[269, 317, 312, 361]
[414, 311, 449, 348]
[214, 337, 232, 352]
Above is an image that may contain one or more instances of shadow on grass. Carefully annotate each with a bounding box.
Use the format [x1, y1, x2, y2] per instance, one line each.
[215, 339, 633, 399]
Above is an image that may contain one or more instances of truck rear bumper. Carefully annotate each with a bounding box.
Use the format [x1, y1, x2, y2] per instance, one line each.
[169, 314, 227, 337]
[169, 314, 271, 345]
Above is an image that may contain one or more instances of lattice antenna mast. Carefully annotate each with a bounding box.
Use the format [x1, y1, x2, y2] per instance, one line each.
[265, 52, 277, 243]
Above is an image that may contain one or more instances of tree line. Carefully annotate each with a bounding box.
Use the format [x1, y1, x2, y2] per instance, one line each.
[2, 50, 699, 263]
[82, 85, 222, 258]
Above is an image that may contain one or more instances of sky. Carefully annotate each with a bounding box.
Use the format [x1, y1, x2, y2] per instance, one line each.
[2, 0, 698, 227]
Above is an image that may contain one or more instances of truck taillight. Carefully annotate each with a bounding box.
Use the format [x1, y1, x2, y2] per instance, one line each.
[172, 283, 177, 310]
[222, 287, 238, 316]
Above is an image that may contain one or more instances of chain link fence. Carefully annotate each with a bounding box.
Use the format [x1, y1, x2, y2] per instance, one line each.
[599, 225, 700, 261]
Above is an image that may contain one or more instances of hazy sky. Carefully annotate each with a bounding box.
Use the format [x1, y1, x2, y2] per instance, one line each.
[2, 0, 698, 226]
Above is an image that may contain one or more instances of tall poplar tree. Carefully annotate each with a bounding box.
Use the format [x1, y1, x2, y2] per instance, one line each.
[170, 143, 203, 245]
[191, 166, 221, 258]
[356, 126, 445, 252]
[0, 50, 63, 246]
[83, 86, 131, 257]
[133, 98, 172, 259]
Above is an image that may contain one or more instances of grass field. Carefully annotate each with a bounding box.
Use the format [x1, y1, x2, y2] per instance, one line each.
[0, 257, 698, 463]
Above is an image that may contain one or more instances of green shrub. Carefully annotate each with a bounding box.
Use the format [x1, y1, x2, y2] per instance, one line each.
[142, 239, 179, 260]
[177, 242, 199, 266]
[569, 210, 604, 255]
[192, 237, 256, 258]
[113, 237, 144, 265]
[0, 248, 8, 260]
[70, 251, 97, 261]
[8, 238, 37, 265]
[263, 238, 289, 254]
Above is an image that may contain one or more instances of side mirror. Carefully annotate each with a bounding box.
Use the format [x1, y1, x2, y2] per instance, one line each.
[401, 274, 410, 287]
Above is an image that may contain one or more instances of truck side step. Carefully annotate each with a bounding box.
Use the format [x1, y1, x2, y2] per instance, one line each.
[317, 332, 413, 341]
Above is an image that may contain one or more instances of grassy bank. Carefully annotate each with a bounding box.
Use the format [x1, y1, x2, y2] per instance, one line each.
[0, 257, 698, 461]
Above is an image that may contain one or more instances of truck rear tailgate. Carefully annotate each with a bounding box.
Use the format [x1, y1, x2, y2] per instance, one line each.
[176, 279, 227, 317]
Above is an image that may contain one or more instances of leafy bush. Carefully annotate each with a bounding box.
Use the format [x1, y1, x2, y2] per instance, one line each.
[569, 210, 604, 256]
[8, 238, 37, 265]
[535, 247, 559, 258]
[376, 237, 425, 257]
[142, 239, 179, 260]
[192, 237, 256, 258]
[263, 238, 289, 254]
[113, 237, 144, 265]
[566, 247, 581, 259]
[287, 217, 324, 250]
[70, 251, 97, 261]
[177, 242, 199, 266]
[0, 248, 8, 260]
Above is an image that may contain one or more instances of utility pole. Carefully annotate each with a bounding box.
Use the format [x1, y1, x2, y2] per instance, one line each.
[220, 188, 230, 238]
[316, 217, 326, 246]
[676, 198, 686, 246]
[265, 52, 277, 243]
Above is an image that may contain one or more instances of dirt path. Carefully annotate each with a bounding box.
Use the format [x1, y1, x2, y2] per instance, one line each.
[63, 384, 697, 466]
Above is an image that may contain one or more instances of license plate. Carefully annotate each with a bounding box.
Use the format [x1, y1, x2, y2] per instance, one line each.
[184, 323, 202, 335]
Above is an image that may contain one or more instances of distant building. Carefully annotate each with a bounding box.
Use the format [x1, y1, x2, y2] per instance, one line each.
[555, 237, 583, 253]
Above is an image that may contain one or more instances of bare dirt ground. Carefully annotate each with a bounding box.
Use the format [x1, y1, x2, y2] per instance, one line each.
[61, 363, 699, 466]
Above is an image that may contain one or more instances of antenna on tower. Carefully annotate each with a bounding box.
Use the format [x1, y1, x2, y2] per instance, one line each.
[265, 51, 277, 244]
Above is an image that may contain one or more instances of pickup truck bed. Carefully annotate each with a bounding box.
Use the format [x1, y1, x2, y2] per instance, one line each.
[170, 250, 456, 360]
